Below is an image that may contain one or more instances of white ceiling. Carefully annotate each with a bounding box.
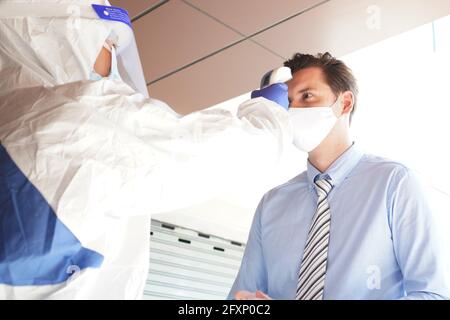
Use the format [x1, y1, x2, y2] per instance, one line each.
[109, 0, 450, 242]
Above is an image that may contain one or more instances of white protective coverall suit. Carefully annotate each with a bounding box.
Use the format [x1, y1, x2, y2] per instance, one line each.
[0, 0, 303, 299]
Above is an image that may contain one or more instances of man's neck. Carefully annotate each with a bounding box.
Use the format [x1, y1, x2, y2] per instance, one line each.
[308, 135, 352, 173]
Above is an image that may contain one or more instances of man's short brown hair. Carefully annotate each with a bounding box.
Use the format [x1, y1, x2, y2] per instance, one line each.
[284, 52, 358, 124]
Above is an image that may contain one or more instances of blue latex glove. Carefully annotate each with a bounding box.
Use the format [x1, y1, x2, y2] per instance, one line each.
[251, 83, 289, 110]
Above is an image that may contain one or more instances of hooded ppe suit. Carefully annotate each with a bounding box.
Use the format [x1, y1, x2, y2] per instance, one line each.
[0, 0, 303, 299]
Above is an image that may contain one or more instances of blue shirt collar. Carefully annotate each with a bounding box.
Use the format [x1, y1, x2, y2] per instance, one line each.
[306, 142, 363, 190]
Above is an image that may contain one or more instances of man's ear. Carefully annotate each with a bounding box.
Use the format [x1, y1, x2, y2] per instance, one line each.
[341, 91, 354, 115]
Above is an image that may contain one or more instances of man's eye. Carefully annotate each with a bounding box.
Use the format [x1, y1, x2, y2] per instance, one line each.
[302, 92, 313, 100]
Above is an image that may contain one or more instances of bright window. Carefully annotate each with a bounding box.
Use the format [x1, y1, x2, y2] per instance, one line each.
[343, 14, 450, 239]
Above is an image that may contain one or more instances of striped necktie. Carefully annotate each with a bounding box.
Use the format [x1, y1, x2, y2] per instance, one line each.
[296, 177, 334, 300]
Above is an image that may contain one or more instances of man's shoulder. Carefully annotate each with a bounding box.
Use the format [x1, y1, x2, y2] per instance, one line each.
[357, 153, 411, 176]
[262, 171, 309, 201]
[353, 152, 422, 192]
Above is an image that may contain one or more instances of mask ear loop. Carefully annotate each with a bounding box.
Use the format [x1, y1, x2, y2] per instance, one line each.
[109, 45, 122, 81]
[102, 41, 112, 52]
[103, 30, 118, 53]
[104, 30, 121, 80]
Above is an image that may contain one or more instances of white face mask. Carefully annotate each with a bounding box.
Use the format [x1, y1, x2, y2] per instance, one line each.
[288, 97, 341, 152]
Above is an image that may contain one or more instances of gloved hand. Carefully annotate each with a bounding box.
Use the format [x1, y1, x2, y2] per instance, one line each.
[251, 83, 289, 110]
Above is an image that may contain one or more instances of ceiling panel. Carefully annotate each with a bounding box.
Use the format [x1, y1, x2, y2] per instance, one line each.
[148, 39, 283, 115]
[252, 0, 450, 59]
[110, 0, 163, 19]
[132, 0, 242, 83]
[187, 0, 325, 36]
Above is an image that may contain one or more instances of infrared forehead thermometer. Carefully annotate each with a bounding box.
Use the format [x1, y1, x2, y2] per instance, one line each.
[259, 66, 292, 88]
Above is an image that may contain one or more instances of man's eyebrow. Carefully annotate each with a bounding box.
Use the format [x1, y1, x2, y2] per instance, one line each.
[288, 87, 318, 100]
[297, 87, 317, 93]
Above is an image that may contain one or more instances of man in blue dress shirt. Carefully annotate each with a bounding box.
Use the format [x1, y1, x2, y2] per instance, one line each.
[229, 52, 450, 300]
